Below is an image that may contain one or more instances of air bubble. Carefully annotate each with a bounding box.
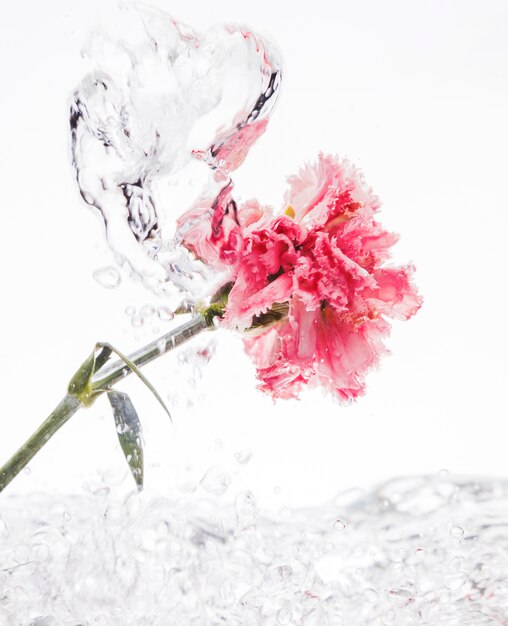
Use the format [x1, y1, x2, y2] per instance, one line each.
[131, 315, 144, 328]
[199, 466, 231, 496]
[234, 448, 253, 465]
[333, 519, 346, 532]
[415, 547, 428, 560]
[92, 267, 121, 289]
[444, 572, 469, 591]
[277, 608, 292, 624]
[157, 306, 175, 321]
[139, 304, 156, 318]
[449, 525, 464, 541]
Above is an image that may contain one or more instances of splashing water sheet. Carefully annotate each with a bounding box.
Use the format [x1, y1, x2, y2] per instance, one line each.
[70, 4, 281, 306]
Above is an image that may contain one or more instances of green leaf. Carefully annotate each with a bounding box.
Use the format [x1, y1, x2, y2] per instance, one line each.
[107, 390, 144, 491]
[68, 344, 112, 406]
[94, 342, 172, 423]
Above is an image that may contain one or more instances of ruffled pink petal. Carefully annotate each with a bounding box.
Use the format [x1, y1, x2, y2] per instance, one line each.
[254, 361, 308, 399]
[243, 326, 280, 369]
[284, 154, 380, 230]
[290, 296, 318, 361]
[212, 119, 269, 171]
[364, 266, 423, 320]
[176, 186, 242, 269]
[313, 306, 390, 401]
[245, 298, 392, 402]
[177, 191, 274, 274]
[238, 198, 274, 229]
[292, 232, 377, 314]
[284, 154, 335, 223]
[224, 272, 293, 330]
[176, 203, 216, 263]
[244, 319, 308, 399]
[335, 214, 399, 268]
[179, 150, 421, 401]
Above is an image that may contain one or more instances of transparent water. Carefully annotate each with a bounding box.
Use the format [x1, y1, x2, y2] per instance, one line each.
[1, 474, 507, 625]
[71, 5, 281, 303]
[41, 8, 507, 626]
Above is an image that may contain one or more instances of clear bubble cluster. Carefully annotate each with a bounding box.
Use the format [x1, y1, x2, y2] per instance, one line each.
[93, 266, 121, 289]
[1, 475, 508, 625]
[124, 303, 160, 328]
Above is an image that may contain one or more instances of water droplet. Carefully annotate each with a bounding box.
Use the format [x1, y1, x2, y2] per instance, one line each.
[200, 466, 231, 496]
[139, 304, 156, 318]
[444, 571, 469, 590]
[333, 519, 346, 532]
[415, 547, 428, 560]
[157, 338, 166, 354]
[362, 588, 378, 602]
[449, 525, 464, 541]
[235, 491, 257, 528]
[382, 610, 396, 625]
[124, 305, 136, 317]
[24, 466, 31, 475]
[234, 448, 253, 465]
[116, 423, 130, 434]
[266, 564, 293, 585]
[386, 587, 414, 608]
[157, 306, 175, 321]
[31, 542, 50, 562]
[93, 266, 121, 289]
[439, 590, 452, 604]
[277, 608, 292, 625]
[63, 511, 72, 522]
[131, 315, 144, 328]
[448, 556, 464, 571]
[220, 579, 233, 601]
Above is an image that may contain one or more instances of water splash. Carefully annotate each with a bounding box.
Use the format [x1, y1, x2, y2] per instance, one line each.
[1, 475, 508, 624]
[70, 5, 281, 304]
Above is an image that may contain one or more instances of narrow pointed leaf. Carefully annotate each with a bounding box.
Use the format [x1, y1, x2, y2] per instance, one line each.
[68, 344, 112, 406]
[107, 390, 144, 491]
[96, 342, 172, 422]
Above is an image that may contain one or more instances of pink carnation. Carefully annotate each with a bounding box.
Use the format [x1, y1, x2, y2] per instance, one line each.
[181, 153, 422, 401]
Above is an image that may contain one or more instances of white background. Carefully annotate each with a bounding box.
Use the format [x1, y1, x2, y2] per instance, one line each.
[0, 0, 507, 508]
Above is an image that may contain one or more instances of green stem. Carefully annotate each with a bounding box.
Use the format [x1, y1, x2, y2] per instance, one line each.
[0, 395, 81, 492]
[0, 314, 212, 494]
[92, 315, 209, 390]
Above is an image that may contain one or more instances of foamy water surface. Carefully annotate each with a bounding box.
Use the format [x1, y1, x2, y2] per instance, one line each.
[1, 474, 507, 625]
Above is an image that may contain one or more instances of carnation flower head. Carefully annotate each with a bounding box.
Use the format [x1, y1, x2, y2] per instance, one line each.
[180, 153, 422, 401]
